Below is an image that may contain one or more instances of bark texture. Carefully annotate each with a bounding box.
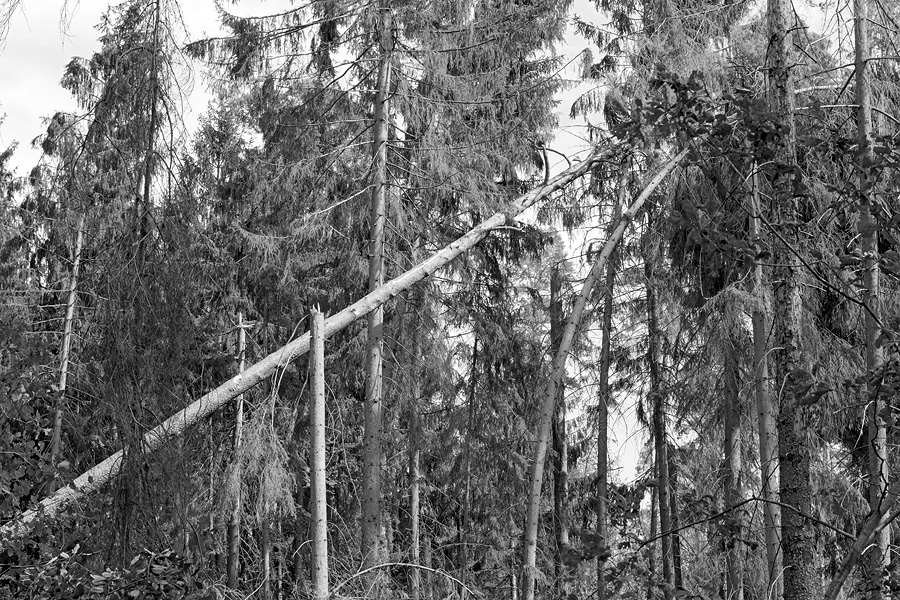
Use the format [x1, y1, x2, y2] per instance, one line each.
[310, 309, 329, 600]
[361, 10, 393, 574]
[227, 311, 247, 588]
[854, 0, 890, 595]
[767, 0, 815, 596]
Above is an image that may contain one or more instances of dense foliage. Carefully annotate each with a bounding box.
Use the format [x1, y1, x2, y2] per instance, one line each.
[1, 0, 900, 599]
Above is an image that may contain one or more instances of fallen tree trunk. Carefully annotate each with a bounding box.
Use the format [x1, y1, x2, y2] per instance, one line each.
[0, 144, 614, 543]
[521, 148, 689, 600]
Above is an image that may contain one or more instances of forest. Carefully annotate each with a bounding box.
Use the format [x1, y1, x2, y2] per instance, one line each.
[0, 0, 899, 598]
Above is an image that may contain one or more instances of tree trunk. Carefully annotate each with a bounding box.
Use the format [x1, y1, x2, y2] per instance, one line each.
[550, 266, 570, 598]
[1, 141, 615, 543]
[646, 223, 674, 600]
[50, 216, 84, 466]
[668, 446, 683, 590]
[227, 311, 247, 589]
[361, 10, 393, 578]
[723, 344, 744, 600]
[521, 149, 688, 600]
[596, 161, 625, 600]
[409, 397, 421, 600]
[647, 463, 658, 600]
[767, 0, 815, 595]
[750, 168, 781, 596]
[309, 309, 329, 599]
[137, 0, 161, 265]
[460, 339, 478, 600]
[855, 0, 889, 595]
[262, 514, 272, 600]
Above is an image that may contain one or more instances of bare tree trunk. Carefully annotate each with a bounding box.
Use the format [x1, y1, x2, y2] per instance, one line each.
[750, 169, 781, 596]
[855, 0, 889, 595]
[309, 309, 329, 600]
[460, 339, 478, 600]
[767, 0, 814, 596]
[362, 10, 393, 582]
[137, 0, 161, 265]
[723, 345, 744, 600]
[227, 311, 247, 589]
[521, 150, 688, 600]
[596, 162, 625, 600]
[262, 514, 272, 600]
[668, 446, 683, 590]
[646, 226, 674, 600]
[1, 140, 615, 542]
[647, 463, 658, 600]
[550, 266, 570, 598]
[409, 397, 421, 600]
[50, 216, 84, 466]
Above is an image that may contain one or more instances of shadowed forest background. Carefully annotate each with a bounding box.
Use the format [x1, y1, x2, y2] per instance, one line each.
[1, 0, 900, 599]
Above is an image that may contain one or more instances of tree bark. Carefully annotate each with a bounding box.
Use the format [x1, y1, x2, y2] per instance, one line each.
[50, 216, 84, 465]
[854, 0, 889, 595]
[409, 395, 421, 600]
[723, 344, 744, 600]
[645, 217, 674, 600]
[750, 168, 781, 596]
[521, 149, 689, 600]
[309, 309, 329, 600]
[596, 162, 625, 600]
[227, 311, 247, 589]
[550, 266, 570, 598]
[767, 0, 815, 595]
[0, 142, 614, 543]
[361, 9, 393, 579]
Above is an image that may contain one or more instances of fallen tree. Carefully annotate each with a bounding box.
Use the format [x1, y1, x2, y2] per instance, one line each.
[519, 147, 690, 600]
[0, 143, 616, 542]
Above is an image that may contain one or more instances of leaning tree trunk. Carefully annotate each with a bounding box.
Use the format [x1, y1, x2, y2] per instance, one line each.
[750, 168, 781, 595]
[521, 149, 688, 600]
[309, 309, 329, 600]
[50, 216, 84, 466]
[0, 139, 615, 543]
[767, 0, 814, 596]
[361, 9, 393, 577]
[854, 0, 890, 596]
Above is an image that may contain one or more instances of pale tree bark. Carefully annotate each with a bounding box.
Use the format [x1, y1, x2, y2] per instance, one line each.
[550, 265, 570, 597]
[596, 163, 626, 600]
[309, 309, 329, 600]
[50, 216, 84, 465]
[723, 343, 744, 600]
[521, 149, 689, 600]
[855, 0, 889, 595]
[0, 140, 614, 543]
[361, 10, 393, 579]
[767, 0, 815, 595]
[750, 168, 781, 595]
[227, 311, 248, 589]
[645, 214, 674, 600]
